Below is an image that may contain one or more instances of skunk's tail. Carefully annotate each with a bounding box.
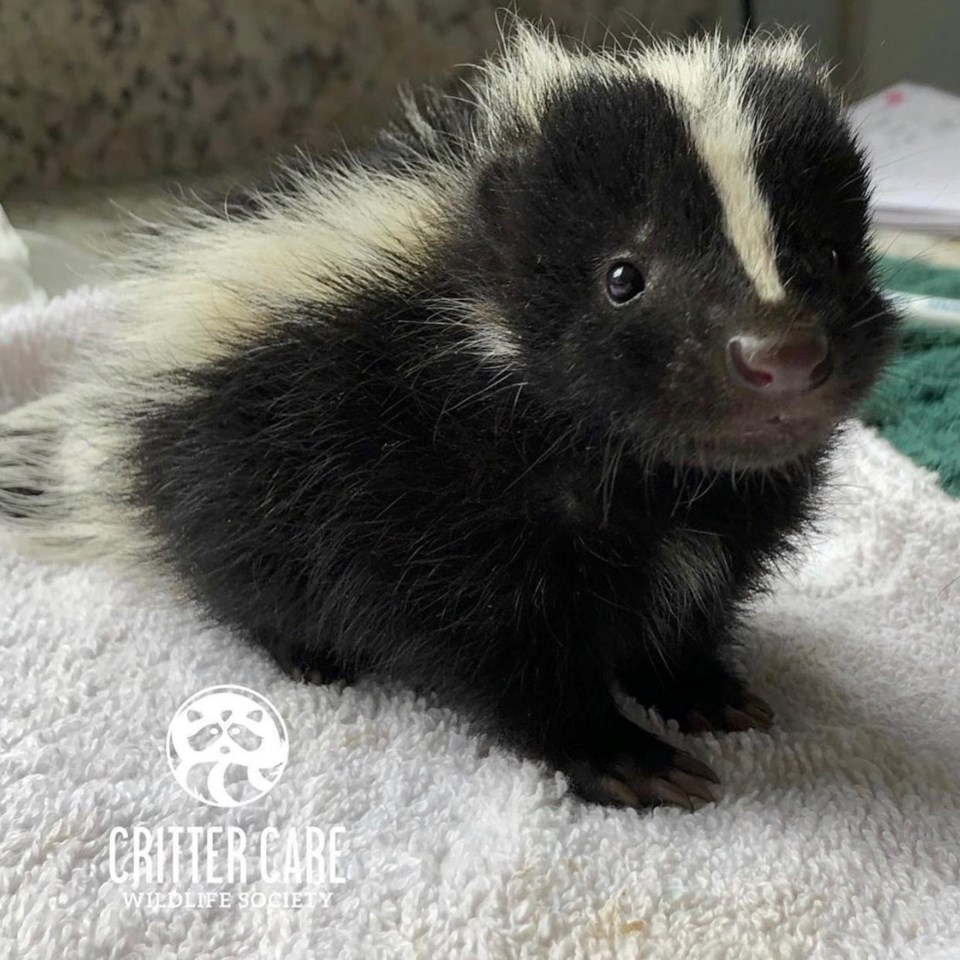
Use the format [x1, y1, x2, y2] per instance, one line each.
[0, 393, 131, 561]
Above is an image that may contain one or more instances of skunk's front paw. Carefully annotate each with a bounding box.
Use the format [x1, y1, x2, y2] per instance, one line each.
[559, 716, 719, 811]
[645, 665, 775, 734]
[678, 690, 774, 734]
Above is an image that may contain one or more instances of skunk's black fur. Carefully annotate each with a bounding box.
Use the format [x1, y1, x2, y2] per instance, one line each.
[0, 25, 898, 808]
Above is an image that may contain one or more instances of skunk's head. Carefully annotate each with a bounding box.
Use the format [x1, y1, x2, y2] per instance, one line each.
[460, 28, 897, 470]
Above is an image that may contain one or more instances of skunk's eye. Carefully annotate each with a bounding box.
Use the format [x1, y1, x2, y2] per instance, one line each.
[829, 247, 848, 273]
[605, 262, 645, 304]
[812, 245, 845, 276]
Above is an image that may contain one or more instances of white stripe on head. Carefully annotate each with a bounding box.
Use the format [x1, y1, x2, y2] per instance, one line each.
[640, 35, 805, 303]
[486, 27, 814, 302]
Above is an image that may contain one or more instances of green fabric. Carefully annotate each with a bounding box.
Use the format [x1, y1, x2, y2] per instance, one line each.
[860, 256, 960, 497]
[876, 254, 960, 299]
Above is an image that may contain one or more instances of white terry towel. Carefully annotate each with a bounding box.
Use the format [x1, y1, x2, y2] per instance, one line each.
[0, 288, 959, 960]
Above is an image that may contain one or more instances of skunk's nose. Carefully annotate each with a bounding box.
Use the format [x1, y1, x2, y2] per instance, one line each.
[727, 332, 832, 396]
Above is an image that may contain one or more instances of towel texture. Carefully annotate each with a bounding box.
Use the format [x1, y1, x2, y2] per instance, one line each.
[1, 289, 959, 960]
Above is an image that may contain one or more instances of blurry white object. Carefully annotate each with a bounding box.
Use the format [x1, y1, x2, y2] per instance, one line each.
[0, 286, 113, 413]
[850, 83, 960, 236]
[0, 204, 101, 310]
[0, 204, 44, 310]
[885, 290, 960, 327]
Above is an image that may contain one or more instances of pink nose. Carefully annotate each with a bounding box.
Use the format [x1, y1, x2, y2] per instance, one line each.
[727, 332, 832, 396]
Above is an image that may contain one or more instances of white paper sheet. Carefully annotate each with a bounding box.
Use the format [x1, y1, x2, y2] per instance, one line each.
[850, 83, 960, 235]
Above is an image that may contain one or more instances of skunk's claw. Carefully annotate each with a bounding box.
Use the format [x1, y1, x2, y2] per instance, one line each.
[565, 731, 719, 811]
[627, 665, 776, 735]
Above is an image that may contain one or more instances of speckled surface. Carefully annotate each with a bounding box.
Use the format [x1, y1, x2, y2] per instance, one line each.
[0, 0, 710, 191]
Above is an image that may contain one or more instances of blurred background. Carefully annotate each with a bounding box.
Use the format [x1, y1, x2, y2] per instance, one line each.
[718, 0, 960, 96]
[0, 0, 955, 194]
[1, 0, 958, 325]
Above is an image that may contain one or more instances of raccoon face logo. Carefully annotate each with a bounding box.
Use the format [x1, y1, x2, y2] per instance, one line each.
[166, 685, 289, 808]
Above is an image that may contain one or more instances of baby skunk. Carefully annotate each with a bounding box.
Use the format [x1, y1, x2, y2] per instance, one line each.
[0, 23, 897, 809]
